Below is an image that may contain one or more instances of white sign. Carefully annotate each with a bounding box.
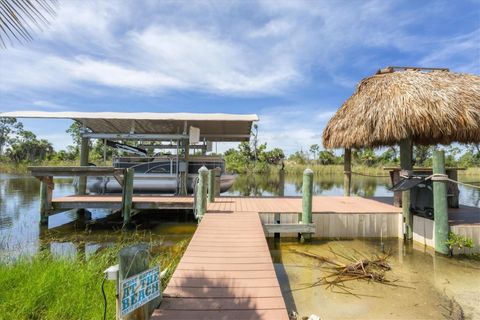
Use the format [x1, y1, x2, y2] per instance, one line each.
[189, 126, 200, 144]
[120, 266, 160, 317]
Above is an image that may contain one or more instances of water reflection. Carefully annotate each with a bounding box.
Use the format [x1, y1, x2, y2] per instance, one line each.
[227, 172, 480, 207]
[0, 173, 196, 258]
[1, 172, 478, 258]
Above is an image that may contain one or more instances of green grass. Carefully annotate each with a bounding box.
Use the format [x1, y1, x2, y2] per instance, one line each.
[0, 238, 189, 320]
[283, 163, 480, 178]
[284, 164, 389, 176]
[0, 160, 79, 174]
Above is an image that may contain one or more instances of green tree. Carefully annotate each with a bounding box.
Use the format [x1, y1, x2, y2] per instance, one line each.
[309, 144, 320, 161]
[378, 147, 398, 165]
[445, 146, 461, 167]
[354, 148, 378, 167]
[414, 145, 432, 166]
[264, 148, 285, 165]
[318, 149, 336, 165]
[6, 130, 54, 163]
[0, 117, 23, 156]
[288, 151, 308, 165]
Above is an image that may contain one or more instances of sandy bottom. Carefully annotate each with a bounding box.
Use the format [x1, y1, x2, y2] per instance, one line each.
[270, 238, 480, 320]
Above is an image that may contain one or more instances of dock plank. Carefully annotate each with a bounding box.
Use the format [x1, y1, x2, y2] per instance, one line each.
[152, 210, 289, 320]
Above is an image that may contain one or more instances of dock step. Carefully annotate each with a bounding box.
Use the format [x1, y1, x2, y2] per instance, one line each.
[263, 223, 316, 233]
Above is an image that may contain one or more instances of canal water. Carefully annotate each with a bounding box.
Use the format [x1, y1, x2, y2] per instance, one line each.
[1, 172, 479, 319]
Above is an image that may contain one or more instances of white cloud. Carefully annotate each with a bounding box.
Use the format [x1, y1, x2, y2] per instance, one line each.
[0, 0, 478, 98]
[257, 105, 334, 154]
[419, 29, 480, 73]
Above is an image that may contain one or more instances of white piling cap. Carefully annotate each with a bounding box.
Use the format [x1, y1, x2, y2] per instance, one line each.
[198, 166, 209, 172]
[304, 168, 313, 175]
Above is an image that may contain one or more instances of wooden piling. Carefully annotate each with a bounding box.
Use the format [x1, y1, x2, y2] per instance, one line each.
[196, 166, 208, 219]
[343, 148, 351, 196]
[78, 137, 89, 195]
[122, 168, 134, 228]
[119, 244, 152, 320]
[214, 167, 221, 197]
[301, 168, 313, 241]
[278, 168, 285, 197]
[433, 150, 449, 254]
[208, 169, 215, 203]
[399, 138, 413, 239]
[39, 176, 53, 225]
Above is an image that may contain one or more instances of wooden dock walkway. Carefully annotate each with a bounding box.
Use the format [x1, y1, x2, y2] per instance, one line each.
[151, 210, 289, 320]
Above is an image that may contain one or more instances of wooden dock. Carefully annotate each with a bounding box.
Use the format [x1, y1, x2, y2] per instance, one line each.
[51, 195, 400, 213]
[52, 195, 194, 211]
[151, 210, 289, 320]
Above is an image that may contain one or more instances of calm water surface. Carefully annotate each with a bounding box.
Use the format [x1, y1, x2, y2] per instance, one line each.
[1, 172, 479, 319]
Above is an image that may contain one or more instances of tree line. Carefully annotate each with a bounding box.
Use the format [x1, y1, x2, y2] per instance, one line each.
[1, 117, 479, 170]
[0, 118, 114, 164]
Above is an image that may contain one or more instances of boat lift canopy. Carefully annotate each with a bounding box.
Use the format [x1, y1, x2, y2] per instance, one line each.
[0, 111, 258, 142]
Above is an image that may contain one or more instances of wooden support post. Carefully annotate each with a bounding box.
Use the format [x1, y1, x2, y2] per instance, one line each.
[122, 168, 134, 229]
[119, 244, 154, 320]
[301, 168, 313, 241]
[278, 168, 285, 197]
[433, 150, 449, 254]
[399, 138, 413, 239]
[208, 169, 215, 203]
[39, 176, 53, 225]
[196, 166, 208, 219]
[343, 148, 351, 196]
[78, 137, 89, 195]
[446, 169, 459, 208]
[214, 167, 221, 197]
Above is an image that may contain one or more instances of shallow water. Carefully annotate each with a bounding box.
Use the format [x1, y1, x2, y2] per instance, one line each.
[270, 238, 480, 320]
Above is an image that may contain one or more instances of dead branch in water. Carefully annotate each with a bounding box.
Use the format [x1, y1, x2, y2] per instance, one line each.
[290, 248, 394, 288]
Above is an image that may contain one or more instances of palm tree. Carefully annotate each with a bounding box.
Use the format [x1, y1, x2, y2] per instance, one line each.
[0, 0, 58, 48]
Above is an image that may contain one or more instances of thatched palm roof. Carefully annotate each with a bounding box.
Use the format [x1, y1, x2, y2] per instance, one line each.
[323, 69, 480, 149]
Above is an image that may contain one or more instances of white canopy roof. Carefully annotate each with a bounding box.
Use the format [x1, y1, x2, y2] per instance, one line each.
[0, 111, 258, 142]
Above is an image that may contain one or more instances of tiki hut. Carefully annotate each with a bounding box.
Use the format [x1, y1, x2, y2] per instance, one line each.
[323, 67, 480, 149]
[322, 67, 480, 244]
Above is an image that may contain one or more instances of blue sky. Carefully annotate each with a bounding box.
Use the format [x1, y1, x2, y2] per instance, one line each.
[0, 0, 479, 154]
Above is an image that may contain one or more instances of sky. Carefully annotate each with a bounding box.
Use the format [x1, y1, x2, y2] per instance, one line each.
[0, 0, 479, 154]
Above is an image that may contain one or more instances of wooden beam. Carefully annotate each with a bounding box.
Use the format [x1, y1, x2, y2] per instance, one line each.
[399, 138, 413, 239]
[208, 169, 215, 203]
[433, 150, 449, 254]
[301, 168, 314, 241]
[264, 223, 315, 234]
[29, 166, 124, 177]
[196, 166, 208, 219]
[78, 137, 89, 195]
[39, 176, 54, 225]
[122, 168, 134, 229]
[343, 148, 351, 196]
[81, 133, 188, 141]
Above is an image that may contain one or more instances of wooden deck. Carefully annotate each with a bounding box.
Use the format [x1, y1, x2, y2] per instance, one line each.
[51, 195, 402, 214]
[151, 211, 289, 320]
[52, 195, 194, 210]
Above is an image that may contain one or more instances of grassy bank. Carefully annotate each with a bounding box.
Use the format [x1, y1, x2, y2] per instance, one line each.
[2, 160, 479, 179]
[0, 160, 79, 174]
[0, 238, 189, 320]
[283, 163, 480, 178]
